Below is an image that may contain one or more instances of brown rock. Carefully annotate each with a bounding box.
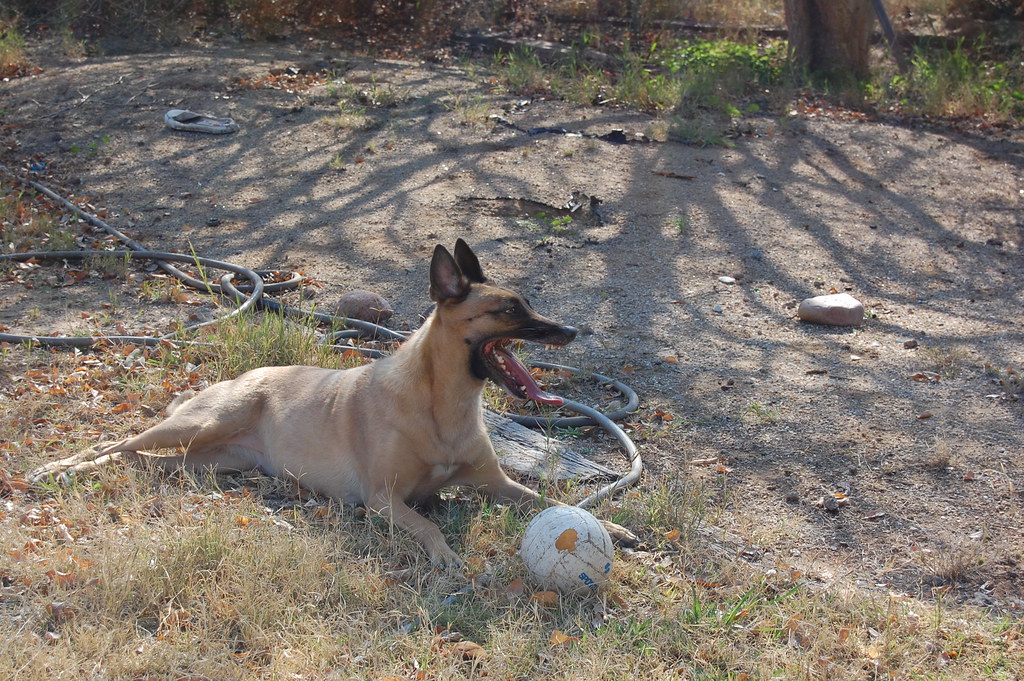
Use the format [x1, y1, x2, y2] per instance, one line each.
[797, 293, 864, 327]
[336, 290, 393, 324]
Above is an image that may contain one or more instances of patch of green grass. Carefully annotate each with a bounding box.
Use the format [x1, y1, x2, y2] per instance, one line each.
[612, 52, 684, 110]
[443, 90, 491, 127]
[322, 109, 380, 131]
[493, 47, 549, 94]
[880, 39, 1024, 118]
[669, 215, 690, 235]
[514, 212, 574, 235]
[660, 38, 787, 144]
[195, 309, 361, 382]
[491, 38, 788, 146]
[137, 274, 182, 302]
[68, 136, 111, 157]
[490, 33, 1019, 135]
[317, 78, 409, 109]
[327, 151, 347, 170]
[659, 39, 785, 87]
[536, 212, 573, 232]
[0, 22, 28, 77]
[744, 401, 779, 423]
[319, 80, 406, 131]
[922, 345, 972, 379]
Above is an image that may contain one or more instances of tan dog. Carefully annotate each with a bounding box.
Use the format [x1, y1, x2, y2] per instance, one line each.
[30, 240, 637, 566]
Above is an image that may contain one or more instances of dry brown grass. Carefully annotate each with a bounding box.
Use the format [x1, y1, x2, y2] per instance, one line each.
[3, 327, 1021, 680]
[5, 447, 1020, 680]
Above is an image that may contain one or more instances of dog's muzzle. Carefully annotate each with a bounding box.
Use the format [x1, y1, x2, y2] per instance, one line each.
[474, 325, 576, 405]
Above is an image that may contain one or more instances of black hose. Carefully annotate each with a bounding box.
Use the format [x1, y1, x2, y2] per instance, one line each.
[0, 249, 265, 344]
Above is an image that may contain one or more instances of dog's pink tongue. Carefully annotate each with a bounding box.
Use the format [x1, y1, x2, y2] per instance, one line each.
[523, 380, 564, 406]
[497, 346, 564, 406]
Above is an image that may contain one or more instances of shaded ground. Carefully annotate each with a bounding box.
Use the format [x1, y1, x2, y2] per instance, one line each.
[2, 37, 1022, 613]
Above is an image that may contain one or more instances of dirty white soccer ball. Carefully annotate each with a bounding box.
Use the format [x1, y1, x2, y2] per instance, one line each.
[519, 506, 614, 594]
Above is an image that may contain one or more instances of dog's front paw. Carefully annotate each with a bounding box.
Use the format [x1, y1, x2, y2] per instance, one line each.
[428, 544, 465, 570]
[601, 520, 639, 549]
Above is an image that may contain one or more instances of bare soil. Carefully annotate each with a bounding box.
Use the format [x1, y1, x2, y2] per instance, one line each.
[2, 38, 1022, 614]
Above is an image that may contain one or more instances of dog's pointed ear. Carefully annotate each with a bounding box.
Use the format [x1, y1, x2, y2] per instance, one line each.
[429, 244, 471, 303]
[453, 238, 486, 284]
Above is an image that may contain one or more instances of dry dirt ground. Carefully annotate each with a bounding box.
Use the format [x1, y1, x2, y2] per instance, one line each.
[2, 38, 1022, 613]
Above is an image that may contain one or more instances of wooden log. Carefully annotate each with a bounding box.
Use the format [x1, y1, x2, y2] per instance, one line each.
[485, 410, 617, 481]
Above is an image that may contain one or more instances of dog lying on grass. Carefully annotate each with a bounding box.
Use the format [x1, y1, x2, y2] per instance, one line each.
[31, 240, 637, 566]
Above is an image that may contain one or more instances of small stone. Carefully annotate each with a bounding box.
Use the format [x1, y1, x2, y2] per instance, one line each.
[713, 304, 724, 313]
[336, 290, 393, 325]
[718, 276, 736, 285]
[903, 339, 919, 349]
[797, 293, 864, 327]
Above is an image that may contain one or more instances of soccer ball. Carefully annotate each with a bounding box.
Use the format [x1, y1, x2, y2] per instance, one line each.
[519, 506, 614, 594]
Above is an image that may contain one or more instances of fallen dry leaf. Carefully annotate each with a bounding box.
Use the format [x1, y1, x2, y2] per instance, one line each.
[0, 468, 30, 495]
[505, 578, 526, 598]
[530, 591, 559, 607]
[451, 640, 486, 660]
[549, 630, 579, 646]
[47, 601, 76, 624]
[46, 570, 78, 588]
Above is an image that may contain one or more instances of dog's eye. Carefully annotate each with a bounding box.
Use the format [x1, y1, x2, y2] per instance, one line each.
[503, 303, 519, 315]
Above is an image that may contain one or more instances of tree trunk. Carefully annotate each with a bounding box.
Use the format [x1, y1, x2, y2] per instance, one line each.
[785, 0, 873, 79]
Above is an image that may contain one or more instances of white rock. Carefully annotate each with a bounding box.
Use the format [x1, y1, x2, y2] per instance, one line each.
[798, 293, 864, 327]
[718, 276, 736, 284]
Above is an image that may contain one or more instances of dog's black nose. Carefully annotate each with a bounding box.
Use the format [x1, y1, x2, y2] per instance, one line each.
[559, 325, 578, 344]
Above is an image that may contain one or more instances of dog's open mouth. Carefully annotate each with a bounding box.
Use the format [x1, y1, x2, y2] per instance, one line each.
[480, 339, 564, 406]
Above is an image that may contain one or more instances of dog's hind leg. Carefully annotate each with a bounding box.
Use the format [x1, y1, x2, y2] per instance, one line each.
[27, 443, 123, 483]
[28, 431, 259, 483]
[29, 393, 262, 483]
